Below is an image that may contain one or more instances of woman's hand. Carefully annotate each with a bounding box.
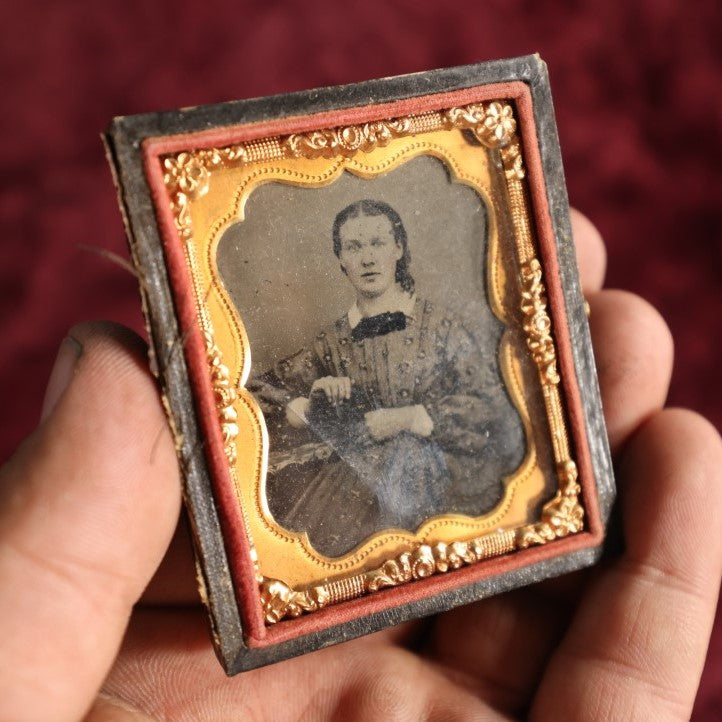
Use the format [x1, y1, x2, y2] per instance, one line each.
[285, 396, 310, 428]
[365, 404, 434, 440]
[310, 375, 352, 406]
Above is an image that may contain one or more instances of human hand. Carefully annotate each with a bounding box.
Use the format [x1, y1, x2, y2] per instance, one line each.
[2, 210, 721, 720]
[285, 396, 310, 428]
[310, 375, 351, 406]
[365, 404, 433, 441]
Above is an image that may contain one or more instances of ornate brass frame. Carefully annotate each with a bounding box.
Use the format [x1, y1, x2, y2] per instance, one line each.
[160, 100, 584, 625]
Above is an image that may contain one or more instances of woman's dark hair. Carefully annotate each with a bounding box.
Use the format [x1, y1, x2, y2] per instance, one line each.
[332, 199, 415, 294]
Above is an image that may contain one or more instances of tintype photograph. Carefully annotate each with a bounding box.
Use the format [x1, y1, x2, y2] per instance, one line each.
[217, 156, 526, 558]
[107, 56, 614, 671]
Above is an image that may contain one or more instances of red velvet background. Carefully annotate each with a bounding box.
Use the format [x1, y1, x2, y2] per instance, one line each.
[1, 0, 720, 714]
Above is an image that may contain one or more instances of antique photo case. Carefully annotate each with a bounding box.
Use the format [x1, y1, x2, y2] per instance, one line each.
[105, 55, 615, 673]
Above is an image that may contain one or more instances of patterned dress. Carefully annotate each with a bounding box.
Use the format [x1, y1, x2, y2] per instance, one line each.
[248, 297, 524, 557]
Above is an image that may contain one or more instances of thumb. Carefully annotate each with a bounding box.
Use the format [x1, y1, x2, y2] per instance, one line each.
[0, 322, 181, 722]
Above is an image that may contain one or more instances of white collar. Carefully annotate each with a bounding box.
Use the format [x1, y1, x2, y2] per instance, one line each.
[347, 293, 416, 329]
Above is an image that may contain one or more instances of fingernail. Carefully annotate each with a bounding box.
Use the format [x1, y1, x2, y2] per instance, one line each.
[41, 335, 83, 421]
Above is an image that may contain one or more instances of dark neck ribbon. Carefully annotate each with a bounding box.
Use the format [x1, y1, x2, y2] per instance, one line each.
[351, 311, 407, 341]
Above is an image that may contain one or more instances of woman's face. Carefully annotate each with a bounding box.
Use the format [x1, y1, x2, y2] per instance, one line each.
[337, 213, 403, 298]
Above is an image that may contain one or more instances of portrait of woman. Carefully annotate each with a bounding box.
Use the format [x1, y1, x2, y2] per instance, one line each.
[247, 197, 525, 558]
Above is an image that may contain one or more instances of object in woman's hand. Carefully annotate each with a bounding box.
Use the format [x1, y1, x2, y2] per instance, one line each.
[306, 385, 366, 447]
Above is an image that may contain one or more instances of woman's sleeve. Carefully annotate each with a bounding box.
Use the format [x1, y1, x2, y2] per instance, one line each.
[247, 346, 324, 418]
[424, 321, 516, 455]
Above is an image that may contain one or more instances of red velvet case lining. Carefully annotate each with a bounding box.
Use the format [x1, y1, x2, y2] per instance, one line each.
[142, 81, 604, 647]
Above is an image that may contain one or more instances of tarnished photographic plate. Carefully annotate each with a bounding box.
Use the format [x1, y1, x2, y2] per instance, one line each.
[105, 55, 614, 673]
